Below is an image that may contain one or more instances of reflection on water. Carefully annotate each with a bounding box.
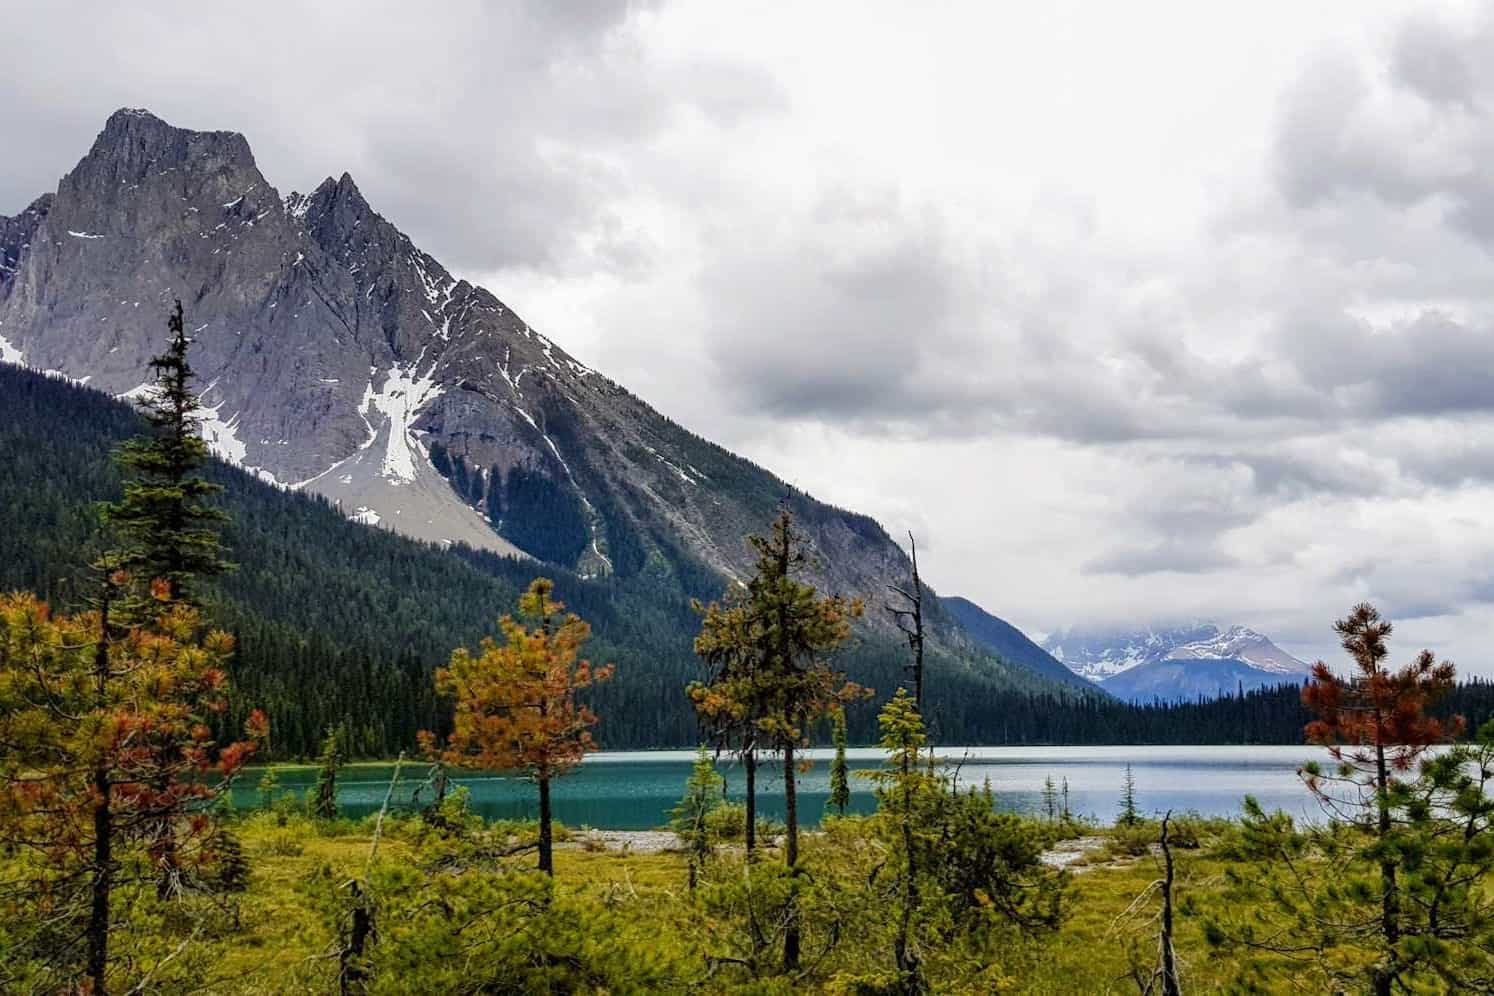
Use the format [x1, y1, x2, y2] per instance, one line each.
[234, 745, 1331, 830]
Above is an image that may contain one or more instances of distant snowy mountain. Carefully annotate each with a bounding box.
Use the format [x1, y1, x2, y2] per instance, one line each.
[1041, 622, 1309, 701]
[1098, 657, 1304, 704]
[1040, 623, 1220, 683]
[1163, 625, 1307, 675]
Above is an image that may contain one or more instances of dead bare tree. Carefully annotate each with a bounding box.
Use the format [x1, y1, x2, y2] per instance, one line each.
[1117, 810, 1183, 996]
[886, 532, 926, 711]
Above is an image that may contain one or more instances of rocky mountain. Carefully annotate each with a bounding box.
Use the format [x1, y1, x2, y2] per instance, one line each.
[1097, 657, 1304, 704]
[939, 596, 1096, 692]
[0, 109, 911, 603]
[1042, 622, 1310, 700]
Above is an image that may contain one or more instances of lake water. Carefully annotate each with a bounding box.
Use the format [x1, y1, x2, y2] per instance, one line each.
[237, 745, 1335, 829]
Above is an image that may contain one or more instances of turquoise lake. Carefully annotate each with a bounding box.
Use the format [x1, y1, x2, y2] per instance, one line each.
[236, 745, 1334, 829]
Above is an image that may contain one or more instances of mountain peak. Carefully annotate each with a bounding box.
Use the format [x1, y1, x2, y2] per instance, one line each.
[0, 108, 924, 610]
[87, 108, 255, 174]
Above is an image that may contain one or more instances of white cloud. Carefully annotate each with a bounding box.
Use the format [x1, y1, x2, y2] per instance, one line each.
[6, 0, 1494, 672]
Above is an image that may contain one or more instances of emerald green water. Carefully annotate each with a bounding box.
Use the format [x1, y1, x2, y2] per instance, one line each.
[235, 746, 1326, 829]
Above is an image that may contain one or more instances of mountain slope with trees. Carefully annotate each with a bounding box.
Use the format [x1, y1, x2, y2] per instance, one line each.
[0, 363, 1113, 756]
[940, 596, 1096, 692]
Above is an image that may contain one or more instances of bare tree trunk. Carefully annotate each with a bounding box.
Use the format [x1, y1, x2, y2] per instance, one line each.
[744, 745, 757, 858]
[1373, 739, 1398, 996]
[1158, 813, 1181, 996]
[537, 771, 554, 876]
[887, 532, 926, 711]
[783, 743, 801, 972]
[341, 881, 372, 996]
[87, 599, 113, 996]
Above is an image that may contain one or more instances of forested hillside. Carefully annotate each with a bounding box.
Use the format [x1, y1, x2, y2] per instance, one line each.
[1, 365, 1112, 756]
[9, 365, 1492, 757]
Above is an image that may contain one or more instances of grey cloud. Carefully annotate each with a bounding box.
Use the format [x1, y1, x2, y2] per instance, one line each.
[1391, 13, 1478, 109]
[0, 0, 782, 275]
[1082, 541, 1239, 578]
[1272, 13, 1494, 245]
[1277, 310, 1494, 419]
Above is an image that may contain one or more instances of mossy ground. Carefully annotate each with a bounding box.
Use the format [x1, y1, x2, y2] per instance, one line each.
[190, 816, 1271, 994]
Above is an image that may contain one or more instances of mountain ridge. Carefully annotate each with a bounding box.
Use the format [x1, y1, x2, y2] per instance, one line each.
[1041, 621, 1309, 702]
[0, 108, 908, 607]
[938, 596, 1098, 692]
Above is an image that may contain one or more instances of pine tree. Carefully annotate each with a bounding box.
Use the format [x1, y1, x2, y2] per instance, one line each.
[106, 300, 233, 606]
[257, 765, 281, 811]
[828, 707, 851, 817]
[312, 725, 346, 821]
[1118, 763, 1139, 827]
[1042, 775, 1058, 822]
[1061, 776, 1072, 822]
[690, 595, 767, 856]
[0, 588, 265, 993]
[670, 746, 725, 890]
[869, 688, 930, 993]
[1299, 603, 1460, 996]
[428, 578, 613, 875]
[746, 509, 864, 971]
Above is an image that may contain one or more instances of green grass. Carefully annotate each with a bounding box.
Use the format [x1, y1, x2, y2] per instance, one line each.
[152, 818, 1273, 993]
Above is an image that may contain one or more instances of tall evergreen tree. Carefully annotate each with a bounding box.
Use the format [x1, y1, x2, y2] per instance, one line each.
[828, 707, 851, 817]
[106, 300, 232, 606]
[747, 510, 864, 970]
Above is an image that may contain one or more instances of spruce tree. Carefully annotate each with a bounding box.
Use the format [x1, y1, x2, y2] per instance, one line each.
[748, 509, 864, 970]
[1118, 763, 1139, 827]
[828, 707, 851, 817]
[106, 300, 232, 606]
[312, 725, 346, 821]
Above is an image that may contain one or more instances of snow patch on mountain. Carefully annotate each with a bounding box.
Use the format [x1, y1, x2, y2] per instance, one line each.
[1164, 625, 1308, 674]
[0, 334, 23, 365]
[363, 360, 442, 484]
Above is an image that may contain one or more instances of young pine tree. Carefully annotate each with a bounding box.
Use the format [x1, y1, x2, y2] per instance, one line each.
[106, 300, 233, 606]
[828, 707, 851, 817]
[670, 746, 725, 890]
[868, 688, 931, 993]
[1042, 775, 1058, 822]
[311, 725, 346, 821]
[428, 578, 613, 875]
[1118, 763, 1139, 827]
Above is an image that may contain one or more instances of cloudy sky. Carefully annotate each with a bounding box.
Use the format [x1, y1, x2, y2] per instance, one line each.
[6, 0, 1494, 671]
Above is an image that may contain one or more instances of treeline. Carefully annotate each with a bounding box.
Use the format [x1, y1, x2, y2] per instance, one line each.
[7, 363, 1491, 759]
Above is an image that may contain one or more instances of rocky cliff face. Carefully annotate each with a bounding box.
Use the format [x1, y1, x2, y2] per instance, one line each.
[0, 109, 908, 599]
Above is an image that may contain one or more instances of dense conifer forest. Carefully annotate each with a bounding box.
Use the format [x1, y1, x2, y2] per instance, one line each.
[4, 364, 1491, 758]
